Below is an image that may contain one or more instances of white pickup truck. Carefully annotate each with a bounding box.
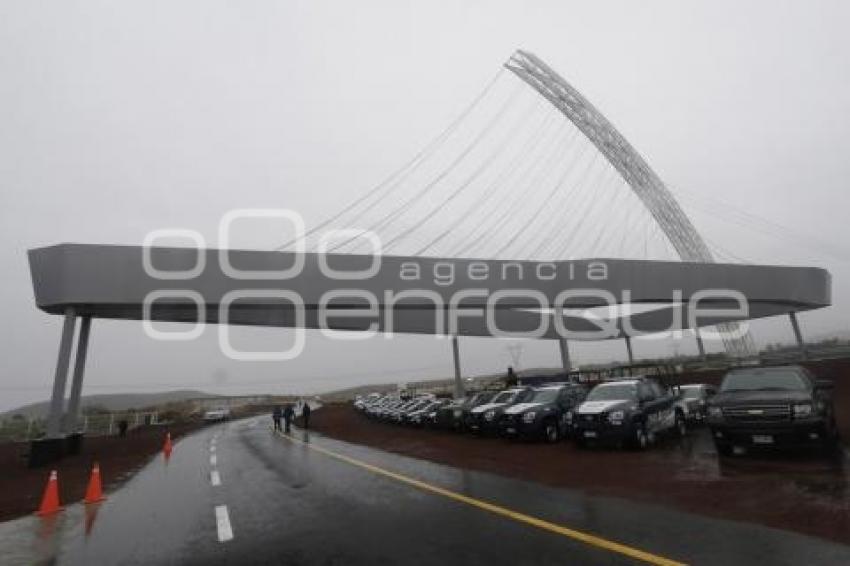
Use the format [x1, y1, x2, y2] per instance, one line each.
[203, 407, 231, 422]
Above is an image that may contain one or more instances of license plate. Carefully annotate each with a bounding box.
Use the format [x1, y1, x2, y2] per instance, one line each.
[506, 427, 516, 434]
[584, 431, 597, 438]
[752, 435, 773, 444]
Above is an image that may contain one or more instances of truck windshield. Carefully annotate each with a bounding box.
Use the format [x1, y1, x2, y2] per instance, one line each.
[721, 370, 808, 392]
[531, 389, 560, 403]
[586, 384, 637, 402]
[680, 387, 702, 399]
[492, 391, 517, 404]
[469, 392, 494, 405]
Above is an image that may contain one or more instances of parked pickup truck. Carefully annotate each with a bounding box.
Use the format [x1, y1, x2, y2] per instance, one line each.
[570, 377, 686, 449]
[203, 407, 231, 422]
[674, 384, 716, 423]
[498, 383, 587, 442]
[466, 387, 533, 435]
[433, 391, 496, 431]
[706, 365, 838, 455]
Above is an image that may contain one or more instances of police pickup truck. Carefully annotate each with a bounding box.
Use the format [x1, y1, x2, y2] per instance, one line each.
[466, 387, 533, 435]
[498, 383, 587, 442]
[570, 377, 686, 449]
[434, 391, 496, 431]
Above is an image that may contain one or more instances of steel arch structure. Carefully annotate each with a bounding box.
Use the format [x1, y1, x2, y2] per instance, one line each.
[504, 50, 756, 356]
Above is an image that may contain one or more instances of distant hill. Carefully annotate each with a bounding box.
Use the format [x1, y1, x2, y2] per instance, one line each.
[2, 390, 219, 420]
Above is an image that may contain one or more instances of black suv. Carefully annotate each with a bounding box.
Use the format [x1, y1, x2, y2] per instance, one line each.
[707, 365, 838, 455]
[498, 383, 587, 442]
[570, 377, 686, 449]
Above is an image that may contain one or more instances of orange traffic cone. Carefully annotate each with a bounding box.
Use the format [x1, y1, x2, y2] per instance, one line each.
[84, 462, 106, 504]
[163, 432, 173, 458]
[36, 470, 62, 516]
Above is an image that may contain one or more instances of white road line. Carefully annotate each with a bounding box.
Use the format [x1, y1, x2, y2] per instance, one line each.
[210, 445, 216, 453]
[210, 470, 221, 486]
[214, 505, 234, 542]
[210, 454, 217, 466]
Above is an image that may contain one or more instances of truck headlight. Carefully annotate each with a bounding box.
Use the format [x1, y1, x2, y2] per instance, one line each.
[793, 403, 812, 417]
[708, 406, 722, 418]
[523, 412, 537, 423]
[608, 411, 624, 423]
[484, 410, 495, 421]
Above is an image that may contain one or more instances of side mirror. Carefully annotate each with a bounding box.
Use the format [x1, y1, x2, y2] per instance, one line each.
[815, 379, 834, 390]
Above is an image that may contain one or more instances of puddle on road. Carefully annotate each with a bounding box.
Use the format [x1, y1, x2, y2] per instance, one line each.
[660, 429, 850, 510]
[0, 505, 82, 565]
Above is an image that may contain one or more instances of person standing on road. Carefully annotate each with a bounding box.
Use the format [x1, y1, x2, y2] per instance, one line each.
[272, 406, 282, 432]
[283, 403, 295, 434]
[302, 402, 311, 430]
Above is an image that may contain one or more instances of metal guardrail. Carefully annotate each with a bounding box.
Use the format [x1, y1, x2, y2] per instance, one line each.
[0, 411, 159, 443]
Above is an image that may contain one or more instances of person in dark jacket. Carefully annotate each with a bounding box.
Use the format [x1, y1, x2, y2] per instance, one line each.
[272, 406, 282, 432]
[283, 404, 295, 434]
[505, 366, 518, 388]
[302, 402, 311, 429]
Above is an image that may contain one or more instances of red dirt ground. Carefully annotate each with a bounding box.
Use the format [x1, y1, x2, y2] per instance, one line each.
[0, 423, 202, 523]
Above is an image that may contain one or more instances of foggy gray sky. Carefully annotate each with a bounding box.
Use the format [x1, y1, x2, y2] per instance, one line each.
[2, 0, 850, 411]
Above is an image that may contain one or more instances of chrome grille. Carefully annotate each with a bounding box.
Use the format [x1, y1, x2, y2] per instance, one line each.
[722, 405, 791, 422]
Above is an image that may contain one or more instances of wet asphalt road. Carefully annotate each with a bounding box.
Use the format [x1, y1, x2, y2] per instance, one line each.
[2, 417, 850, 565]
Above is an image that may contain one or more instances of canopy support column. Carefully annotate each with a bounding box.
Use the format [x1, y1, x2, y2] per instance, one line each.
[65, 316, 92, 434]
[789, 312, 808, 361]
[558, 338, 571, 377]
[452, 336, 465, 399]
[625, 336, 634, 366]
[695, 329, 706, 361]
[46, 308, 76, 439]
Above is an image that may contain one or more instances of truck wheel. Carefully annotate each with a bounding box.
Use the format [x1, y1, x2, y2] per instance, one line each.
[544, 420, 560, 443]
[714, 439, 733, 457]
[633, 424, 649, 450]
[822, 419, 840, 454]
[675, 412, 687, 438]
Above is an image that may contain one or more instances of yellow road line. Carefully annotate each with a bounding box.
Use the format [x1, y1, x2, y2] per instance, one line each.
[275, 430, 686, 566]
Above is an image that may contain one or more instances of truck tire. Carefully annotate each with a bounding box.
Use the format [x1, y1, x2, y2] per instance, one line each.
[674, 411, 687, 438]
[632, 423, 649, 450]
[543, 419, 560, 443]
[822, 418, 840, 454]
[714, 439, 733, 456]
